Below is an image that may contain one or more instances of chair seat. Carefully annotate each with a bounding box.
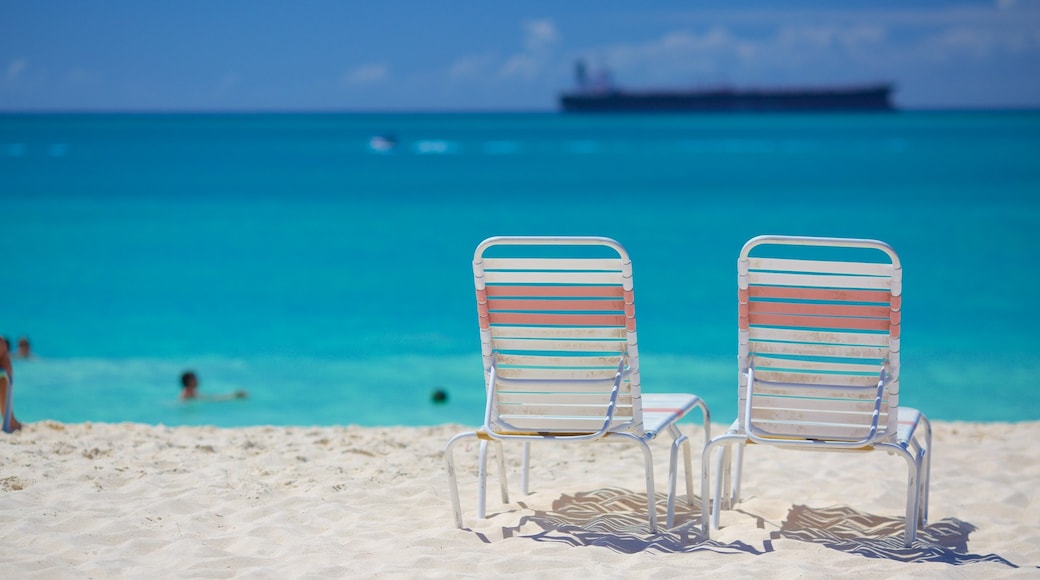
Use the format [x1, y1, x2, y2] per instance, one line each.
[897, 407, 923, 445]
[722, 406, 925, 449]
[639, 393, 704, 438]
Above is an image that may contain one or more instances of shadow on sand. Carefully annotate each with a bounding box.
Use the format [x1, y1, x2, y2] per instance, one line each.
[472, 487, 1022, 566]
[775, 504, 1017, 566]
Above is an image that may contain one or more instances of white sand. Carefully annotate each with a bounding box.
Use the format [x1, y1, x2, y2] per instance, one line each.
[1, 420, 1037, 578]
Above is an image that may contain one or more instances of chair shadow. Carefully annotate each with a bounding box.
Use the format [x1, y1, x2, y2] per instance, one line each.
[490, 487, 768, 555]
[774, 504, 1019, 567]
[475, 489, 1026, 567]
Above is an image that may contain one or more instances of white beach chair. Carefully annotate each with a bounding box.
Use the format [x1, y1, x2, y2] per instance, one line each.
[445, 236, 710, 533]
[702, 235, 931, 547]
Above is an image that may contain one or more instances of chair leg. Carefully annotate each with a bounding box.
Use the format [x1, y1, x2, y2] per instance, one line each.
[682, 435, 694, 505]
[445, 431, 477, 528]
[918, 415, 932, 527]
[691, 398, 712, 509]
[689, 400, 709, 505]
[445, 433, 510, 528]
[903, 452, 921, 547]
[691, 398, 711, 508]
[665, 429, 690, 528]
[700, 438, 719, 538]
[731, 443, 745, 508]
[494, 440, 509, 504]
[713, 433, 742, 511]
[667, 424, 694, 495]
[477, 440, 489, 519]
[613, 433, 659, 534]
[701, 433, 746, 538]
[664, 399, 708, 529]
[881, 441, 921, 548]
[712, 445, 727, 529]
[521, 441, 531, 496]
[476, 440, 510, 517]
[639, 438, 659, 534]
[916, 447, 928, 528]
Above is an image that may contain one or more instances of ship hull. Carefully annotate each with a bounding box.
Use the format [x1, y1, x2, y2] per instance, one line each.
[559, 85, 894, 113]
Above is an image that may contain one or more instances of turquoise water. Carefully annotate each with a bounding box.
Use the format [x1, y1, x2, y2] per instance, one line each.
[2, 111, 1038, 426]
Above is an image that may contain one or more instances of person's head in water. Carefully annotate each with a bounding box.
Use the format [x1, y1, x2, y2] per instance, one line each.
[180, 370, 199, 400]
[15, 337, 32, 359]
[431, 388, 448, 404]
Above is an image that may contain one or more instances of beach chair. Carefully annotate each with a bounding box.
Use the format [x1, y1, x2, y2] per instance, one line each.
[445, 236, 710, 533]
[702, 235, 931, 547]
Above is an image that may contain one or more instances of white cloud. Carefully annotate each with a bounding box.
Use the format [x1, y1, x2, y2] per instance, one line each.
[497, 54, 540, 81]
[491, 18, 561, 82]
[919, 26, 1031, 60]
[344, 63, 389, 85]
[523, 19, 559, 52]
[579, 7, 1029, 87]
[6, 58, 27, 81]
[591, 26, 757, 81]
[448, 53, 497, 79]
[631, 2, 1038, 75]
[772, 24, 887, 61]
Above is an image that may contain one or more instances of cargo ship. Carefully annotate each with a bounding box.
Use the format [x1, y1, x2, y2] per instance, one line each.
[559, 61, 895, 113]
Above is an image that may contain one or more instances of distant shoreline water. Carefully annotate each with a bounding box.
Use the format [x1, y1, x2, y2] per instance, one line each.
[3, 111, 1038, 426]
[3, 105, 1040, 115]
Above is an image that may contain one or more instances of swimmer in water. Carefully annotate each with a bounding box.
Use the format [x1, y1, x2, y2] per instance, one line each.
[14, 336, 34, 359]
[180, 370, 248, 402]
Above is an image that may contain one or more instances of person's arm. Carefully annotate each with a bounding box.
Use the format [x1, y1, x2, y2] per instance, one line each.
[1, 353, 12, 382]
[198, 390, 248, 402]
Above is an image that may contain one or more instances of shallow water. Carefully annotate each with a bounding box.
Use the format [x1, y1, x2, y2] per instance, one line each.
[3, 111, 1039, 426]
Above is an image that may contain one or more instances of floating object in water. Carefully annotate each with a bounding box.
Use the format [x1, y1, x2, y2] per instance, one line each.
[413, 140, 455, 154]
[368, 134, 398, 152]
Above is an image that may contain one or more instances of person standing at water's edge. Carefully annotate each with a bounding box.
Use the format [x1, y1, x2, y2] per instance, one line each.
[179, 370, 248, 402]
[1, 337, 23, 432]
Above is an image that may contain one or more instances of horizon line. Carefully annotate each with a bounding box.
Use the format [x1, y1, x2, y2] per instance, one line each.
[2, 105, 1040, 116]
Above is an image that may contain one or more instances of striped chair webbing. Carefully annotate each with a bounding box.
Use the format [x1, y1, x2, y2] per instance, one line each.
[474, 252, 642, 433]
[738, 254, 900, 440]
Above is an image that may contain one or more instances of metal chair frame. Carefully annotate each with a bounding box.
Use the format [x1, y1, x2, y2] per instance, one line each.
[701, 235, 931, 547]
[446, 236, 710, 533]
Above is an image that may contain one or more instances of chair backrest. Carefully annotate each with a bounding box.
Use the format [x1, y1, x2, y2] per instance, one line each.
[473, 236, 643, 436]
[737, 235, 902, 444]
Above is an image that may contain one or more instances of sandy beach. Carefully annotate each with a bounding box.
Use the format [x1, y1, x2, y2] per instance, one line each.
[1, 419, 1037, 578]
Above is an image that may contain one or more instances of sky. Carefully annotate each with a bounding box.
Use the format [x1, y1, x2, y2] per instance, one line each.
[1, 0, 1039, 112]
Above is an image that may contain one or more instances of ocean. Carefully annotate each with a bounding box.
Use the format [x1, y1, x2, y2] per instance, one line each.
[2, 111, 1038, 427]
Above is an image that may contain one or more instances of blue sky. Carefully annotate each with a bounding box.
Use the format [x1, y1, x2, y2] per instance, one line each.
[2, 0, 1038, 111]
